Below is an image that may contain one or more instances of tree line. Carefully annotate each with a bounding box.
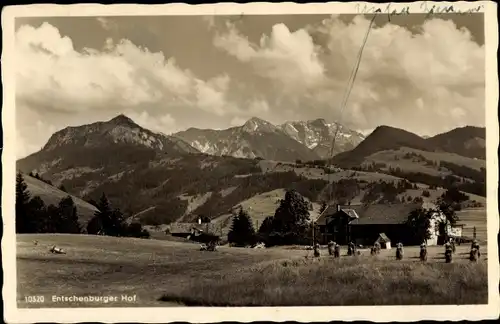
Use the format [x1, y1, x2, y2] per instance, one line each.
[15, 172, 150, 238]
[228, 189, 312, 247]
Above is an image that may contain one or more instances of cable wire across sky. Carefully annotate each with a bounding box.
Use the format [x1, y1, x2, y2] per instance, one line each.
[313, 14, 378, 243]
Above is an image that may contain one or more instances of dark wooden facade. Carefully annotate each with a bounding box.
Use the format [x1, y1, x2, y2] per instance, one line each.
[317, 211, 353, 244]
[350, 224, 415, 246]
[316, 203, 423, 246]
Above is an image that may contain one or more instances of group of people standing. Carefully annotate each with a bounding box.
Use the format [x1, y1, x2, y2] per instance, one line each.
[311, 238, 482, 262]
[313, 241, 341, 258]
[442, 238, 481, 263]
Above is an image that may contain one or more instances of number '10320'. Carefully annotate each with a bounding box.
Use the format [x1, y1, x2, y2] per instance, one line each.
[25, 296, 45, 303]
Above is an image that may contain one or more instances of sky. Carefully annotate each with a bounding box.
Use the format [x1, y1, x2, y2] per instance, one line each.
[15, 13, 485, 158]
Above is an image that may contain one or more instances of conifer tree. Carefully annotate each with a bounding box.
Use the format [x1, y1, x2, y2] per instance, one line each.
[87, 213, 103, 235]
[88, 193, 125, 236]
[16, 172, 33, 233]
[228, 209, 256, 246]
[28, 196, 48, 233]
[88, 193, 112, 235]
[258, 216, 274, 236]
[45, 204, 60, 233]
[57, 196, 81, 234]
[109, 208, 126, 236]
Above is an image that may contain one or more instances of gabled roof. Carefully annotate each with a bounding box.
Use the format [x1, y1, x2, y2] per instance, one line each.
[316, 202, 424, 226]
[350, 203, 423, 225]
[376, 233, 391, 243]
[316, 204, 363, 226]
[342, 209, 360, 219]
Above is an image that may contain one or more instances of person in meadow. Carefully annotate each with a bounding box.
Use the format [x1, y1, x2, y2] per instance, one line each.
[327, 241, 335, 256]
[444, 241, 453, 263]
[471, 239, 481, 258]
[334, 243, 340, 258]
[420, 243, 427, 261]
[313, 243, 321, 258]
[470, 247, 479, 262]
[374, 241, 381, 254]
[469, 239, 481, 261]
[396, 242, 404, 260]
[347, 242, 356, 256]
[450, 238, 456, 253]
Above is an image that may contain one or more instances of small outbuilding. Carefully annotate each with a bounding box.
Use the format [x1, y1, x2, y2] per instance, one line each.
[375, 233, 391, 249]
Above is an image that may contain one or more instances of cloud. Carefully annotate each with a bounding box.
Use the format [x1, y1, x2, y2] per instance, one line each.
[97, 17, 118, 31]
[201, 16, 216, 29]
[247, 99, 270, 114]
[15, 22, 243, 157]
[307, 15, 484, 133]
[125, 110, 177, 135]
[214, 15, 484, 135]
[15, 16, 485, 157]
[15, 104, 58, 159]
[230, 116, 247, 127]
[214, 21, 325, 92]
[16, 22, 235, 115]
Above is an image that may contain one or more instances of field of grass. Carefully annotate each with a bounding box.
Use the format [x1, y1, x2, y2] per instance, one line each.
[161, 255, 488, 306]
[456, 208, 488, 242]
[17, 234, 488, 308]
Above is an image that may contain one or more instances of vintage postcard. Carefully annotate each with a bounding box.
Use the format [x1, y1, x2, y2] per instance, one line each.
[2, 1, 499, 323]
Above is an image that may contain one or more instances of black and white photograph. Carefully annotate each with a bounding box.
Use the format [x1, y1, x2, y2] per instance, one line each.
[2, 2, 499, 323]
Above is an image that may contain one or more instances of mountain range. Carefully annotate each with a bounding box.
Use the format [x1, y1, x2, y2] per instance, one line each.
[173, 117, 319, 162]
[331, 125, 486, 168]
[174, 117, 366, 161]
[16, 114, 486, 227]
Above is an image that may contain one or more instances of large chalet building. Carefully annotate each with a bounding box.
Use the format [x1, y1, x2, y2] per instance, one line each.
[315, 202, 441, 246]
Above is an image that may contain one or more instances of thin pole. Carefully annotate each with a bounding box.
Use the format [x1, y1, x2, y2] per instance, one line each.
[313, 220, 315, 245]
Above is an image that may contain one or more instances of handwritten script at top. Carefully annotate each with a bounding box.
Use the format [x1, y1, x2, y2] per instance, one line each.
[356, 2, 484, 21]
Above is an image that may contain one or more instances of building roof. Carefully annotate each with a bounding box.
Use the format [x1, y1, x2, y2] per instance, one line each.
[169, 222, 221, 234]
[316, 204, 361, 226]
[342, 209, 360, 219]
[349, 203, 423, 225]
[376, 233, 391, 243]
[316, 202, 424, 226]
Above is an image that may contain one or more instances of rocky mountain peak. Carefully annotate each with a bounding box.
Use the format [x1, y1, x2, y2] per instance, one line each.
[109, 114, 137, 127]
[39, 115, 199, 155]
[277, 119, 365, 158]
[242, 117, 277, 133]
[310, 118, 328, 127]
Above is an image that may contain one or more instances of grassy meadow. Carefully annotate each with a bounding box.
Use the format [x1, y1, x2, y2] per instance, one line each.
[161, 255, 488, 306]
[17, 234, 488, 308]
